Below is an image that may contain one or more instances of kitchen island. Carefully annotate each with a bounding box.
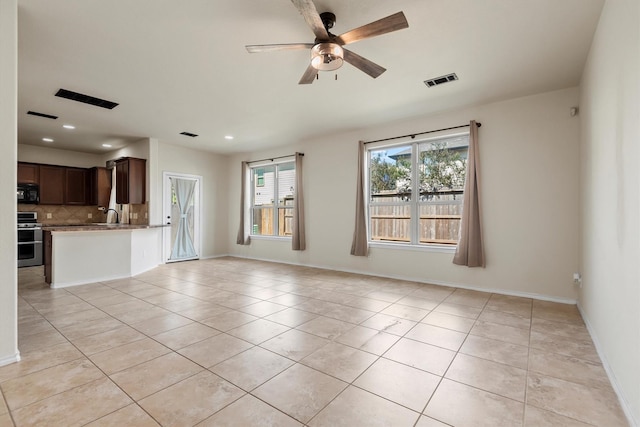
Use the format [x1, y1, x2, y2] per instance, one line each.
[43, 224, 167, 288]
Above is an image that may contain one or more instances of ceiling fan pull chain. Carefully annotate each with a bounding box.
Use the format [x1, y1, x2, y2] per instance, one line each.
[335, 73, 338, 81]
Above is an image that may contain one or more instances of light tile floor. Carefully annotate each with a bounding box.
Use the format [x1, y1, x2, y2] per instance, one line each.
[1, 257, 629, 426]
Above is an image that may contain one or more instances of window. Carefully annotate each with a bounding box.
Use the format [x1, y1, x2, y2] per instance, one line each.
[251, 162, 295, 237]
[367, 133, 468, 247]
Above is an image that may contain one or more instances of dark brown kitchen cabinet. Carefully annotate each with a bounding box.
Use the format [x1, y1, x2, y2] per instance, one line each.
[116, 157, 146, 204]
[64, 168, 87, 205]
[17, 162, 39, 184]
[87, 167, 112, 207]
[39, 165, 65, 205]
[44, 231, 52, 284]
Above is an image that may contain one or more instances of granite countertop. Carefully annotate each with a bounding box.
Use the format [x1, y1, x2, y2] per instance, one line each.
[42, 223, 168, 232]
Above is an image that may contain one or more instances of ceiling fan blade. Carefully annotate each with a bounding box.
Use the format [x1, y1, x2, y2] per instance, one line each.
[246, 43, 314, 53]
[298, 64, 318, 84]
[290, 0, 329, 40]
[336, 11, 408, 45]
[343, 49, 386, 79]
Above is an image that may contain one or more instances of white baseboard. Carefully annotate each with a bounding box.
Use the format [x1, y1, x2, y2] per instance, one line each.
[228, 254, 577, 304]
[0, 351, 21, 367]
[51, 272, 131, 289]
[577, 303, 638, 427]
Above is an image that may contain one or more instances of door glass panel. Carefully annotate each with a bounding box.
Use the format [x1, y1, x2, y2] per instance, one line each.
[168, 177, 198, 261]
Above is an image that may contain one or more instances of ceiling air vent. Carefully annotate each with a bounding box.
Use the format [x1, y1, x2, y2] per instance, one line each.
[55, 88, 119, 109]
[424, 73, 458, 87]
[27, 111, 58, 120]
[180, 132, 198, 138]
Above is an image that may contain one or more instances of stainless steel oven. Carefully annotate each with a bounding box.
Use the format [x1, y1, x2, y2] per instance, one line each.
[18, 212, 43, 267]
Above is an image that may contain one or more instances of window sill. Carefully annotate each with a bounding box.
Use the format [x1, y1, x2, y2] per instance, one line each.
[368, 241, 457, 254]
[249, 235, 292, 242]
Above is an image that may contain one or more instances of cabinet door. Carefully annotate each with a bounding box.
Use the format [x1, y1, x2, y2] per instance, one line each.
[87, 167, 112, 207]
[65, 168, 87, 205]
[116, 158, 146, 204]
[39, 165, 65, 205]
[18, 163, 39, 184]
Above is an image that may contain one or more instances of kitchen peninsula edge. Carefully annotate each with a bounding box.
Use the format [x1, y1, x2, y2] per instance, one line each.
[43, 224, 167, 288]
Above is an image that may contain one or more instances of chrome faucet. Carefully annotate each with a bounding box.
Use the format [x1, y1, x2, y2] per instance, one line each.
[104, 208, 119, 224]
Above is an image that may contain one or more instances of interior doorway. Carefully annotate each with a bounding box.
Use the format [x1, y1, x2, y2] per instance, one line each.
[163, 172, 202, 263]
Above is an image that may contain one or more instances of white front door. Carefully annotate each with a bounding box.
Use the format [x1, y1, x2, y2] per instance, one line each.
[163, 172, 202, 263]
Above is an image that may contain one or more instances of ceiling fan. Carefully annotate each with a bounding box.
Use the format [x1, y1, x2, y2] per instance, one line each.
[245, 0, 409, 84]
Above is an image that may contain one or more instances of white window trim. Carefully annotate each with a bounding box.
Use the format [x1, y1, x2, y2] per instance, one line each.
[366, 131, 469, 250]
[249, 161, 295, 238]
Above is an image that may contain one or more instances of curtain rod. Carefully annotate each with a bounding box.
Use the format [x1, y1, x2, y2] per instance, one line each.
[246, 153, 303, 165]
[363, 122, 481, 145]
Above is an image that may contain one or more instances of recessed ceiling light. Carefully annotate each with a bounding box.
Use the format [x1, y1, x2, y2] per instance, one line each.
[42, 138, 53, 142]
[102, 144, 112, 148]
[224, 135, 234, 140]
[63, 124, 75, 129]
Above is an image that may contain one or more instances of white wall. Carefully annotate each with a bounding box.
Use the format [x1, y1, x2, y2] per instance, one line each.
[156, 141, 230, 258]
[579, 0, 640, 423]
[0, 0, 18, 366]
[228, 87, 581, 301]
[18, 144, 102, 168]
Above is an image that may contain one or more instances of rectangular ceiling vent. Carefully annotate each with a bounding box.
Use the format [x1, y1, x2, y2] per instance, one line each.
[55, 88, 119, 109]
[180, 132, 198, 138]
[27, 111, 58, 120]
[424, 73, 458, 88]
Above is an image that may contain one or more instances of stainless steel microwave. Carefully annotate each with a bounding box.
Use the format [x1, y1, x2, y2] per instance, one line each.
[17, 183, 39, 204]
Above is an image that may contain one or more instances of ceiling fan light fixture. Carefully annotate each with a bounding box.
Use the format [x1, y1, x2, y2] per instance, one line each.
[310, 43, 344, 71]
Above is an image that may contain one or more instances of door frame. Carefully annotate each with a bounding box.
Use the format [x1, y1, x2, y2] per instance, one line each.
[162, 172, 203, 263]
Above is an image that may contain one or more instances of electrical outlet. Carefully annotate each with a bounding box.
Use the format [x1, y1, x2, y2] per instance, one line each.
[87, 213, 92, 219]
[46, 213, 52, 219]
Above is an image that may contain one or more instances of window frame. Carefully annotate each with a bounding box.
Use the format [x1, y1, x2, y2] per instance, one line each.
[366, 131, 469, 252]
[249, 160, 295, 239]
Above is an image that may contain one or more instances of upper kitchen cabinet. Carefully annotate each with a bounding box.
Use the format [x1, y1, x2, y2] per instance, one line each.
[39, 165, 65, 205]
[64, 167, 87, 205]
[116, 157, 146, 204]
[17, 162, 39, 184]
[87, 167, 112, 208]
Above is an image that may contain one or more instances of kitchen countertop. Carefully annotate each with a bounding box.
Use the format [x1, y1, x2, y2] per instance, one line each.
[42, 223, 167, 232]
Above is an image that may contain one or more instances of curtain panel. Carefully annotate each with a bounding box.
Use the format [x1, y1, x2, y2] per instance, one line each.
[292, 152, 306, 250]
[236, 161, 251, 245]
[351, 140, 368, 256]
[453, 120, 485, 267]
[170, 178, 197, 260]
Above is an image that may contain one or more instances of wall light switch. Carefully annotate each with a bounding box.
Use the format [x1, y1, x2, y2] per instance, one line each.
[88, 213, 92, 219]
[46, 213, 52, 219]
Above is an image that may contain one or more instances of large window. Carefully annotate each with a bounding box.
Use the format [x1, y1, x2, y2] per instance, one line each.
[251, 162, 295, 237]
[367, 133, 468, 247]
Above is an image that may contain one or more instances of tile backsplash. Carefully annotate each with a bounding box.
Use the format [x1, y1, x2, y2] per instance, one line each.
[18, 203, 149, 225]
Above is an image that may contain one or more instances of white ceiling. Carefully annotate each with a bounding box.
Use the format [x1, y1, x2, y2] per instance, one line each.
[17, 0, 604, 155]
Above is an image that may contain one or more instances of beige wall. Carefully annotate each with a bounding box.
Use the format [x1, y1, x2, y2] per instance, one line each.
[18, 144, 102, 168]
[228, 87, 581, 301]
[579, 0, 640, 423]
[0, 0, 18, 365]
[156, 141, 230, 258]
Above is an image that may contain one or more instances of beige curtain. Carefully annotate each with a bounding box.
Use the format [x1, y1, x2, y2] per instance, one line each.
[351, 140, 368, 256]
[292, 153, 306, 250]
[236, 161, 251, 245]
[453, 120, 485, 267]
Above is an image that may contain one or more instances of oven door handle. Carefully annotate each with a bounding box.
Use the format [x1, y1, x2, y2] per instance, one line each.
[18, 241, 42, 245]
